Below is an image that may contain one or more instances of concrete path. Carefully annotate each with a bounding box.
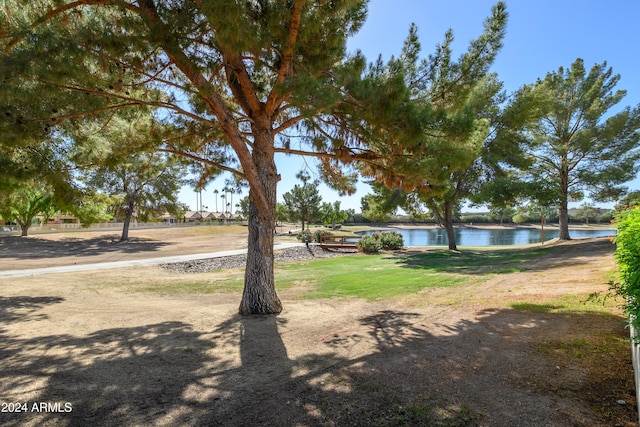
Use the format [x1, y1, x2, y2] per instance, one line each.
[0, 242, 303, 278]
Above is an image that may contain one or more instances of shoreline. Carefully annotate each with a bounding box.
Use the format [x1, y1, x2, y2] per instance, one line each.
[365, 222, 616, 231]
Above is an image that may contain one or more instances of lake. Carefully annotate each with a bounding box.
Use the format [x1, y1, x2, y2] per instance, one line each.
[356, 227, 616, 247]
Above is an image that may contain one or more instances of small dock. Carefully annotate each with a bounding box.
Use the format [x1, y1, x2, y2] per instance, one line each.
[319, 235, 361, 250]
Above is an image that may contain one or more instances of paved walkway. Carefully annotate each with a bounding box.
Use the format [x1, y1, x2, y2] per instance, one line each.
[0, 242, 303, 278]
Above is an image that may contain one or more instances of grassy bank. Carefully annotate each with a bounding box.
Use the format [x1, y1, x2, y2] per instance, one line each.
[139, 243, 619, 316]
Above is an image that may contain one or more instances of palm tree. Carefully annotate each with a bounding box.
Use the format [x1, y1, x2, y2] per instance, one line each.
[213, 189, 219, 212]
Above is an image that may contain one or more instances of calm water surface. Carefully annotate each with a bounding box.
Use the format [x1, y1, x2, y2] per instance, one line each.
[357, 227, 616, 247]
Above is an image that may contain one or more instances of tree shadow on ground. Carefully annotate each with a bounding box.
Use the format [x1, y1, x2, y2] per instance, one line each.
[391, 237, 615, 276]
[0, 296, 65, 323]
[0, 235, 171, 261]
[0, 298, 636, 426]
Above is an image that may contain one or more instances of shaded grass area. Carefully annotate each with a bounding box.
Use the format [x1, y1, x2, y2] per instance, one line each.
[509, 294, 620, 317]
[396, 246, 548, 274]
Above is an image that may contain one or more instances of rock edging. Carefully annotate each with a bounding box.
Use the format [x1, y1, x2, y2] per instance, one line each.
[160, 244, 355, 274]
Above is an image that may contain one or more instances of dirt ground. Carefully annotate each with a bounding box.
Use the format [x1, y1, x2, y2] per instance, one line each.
[0, 225, 636, 426]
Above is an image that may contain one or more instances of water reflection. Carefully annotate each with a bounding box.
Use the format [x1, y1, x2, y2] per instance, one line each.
[357, 228, 616, 247]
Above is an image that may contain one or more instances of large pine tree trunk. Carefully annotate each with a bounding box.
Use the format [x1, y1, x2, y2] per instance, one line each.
[558, 169, 571, 240]
[240, 196, 281, 315]
[238, 131, 282, 315]
[432, 202, 458, 251]
[558, 203, 570, 240]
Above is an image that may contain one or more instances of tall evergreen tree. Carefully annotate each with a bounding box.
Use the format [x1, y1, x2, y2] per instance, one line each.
[403, 75, 504, 251]
[510, 58, 640, 240]
[79, 152, 185, 242]
[0, 1, 507, 313]
[358, 4, 508, 250]
[282, 171, 322, 231]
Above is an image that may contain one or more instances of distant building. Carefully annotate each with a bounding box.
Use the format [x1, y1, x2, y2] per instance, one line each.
[158, 213, 177, 223]
[38, 212, 80, 225]
[183, 211, 203, 222]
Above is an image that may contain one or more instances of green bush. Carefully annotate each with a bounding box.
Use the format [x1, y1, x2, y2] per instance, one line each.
[357, 234, 383, 253]
[313, 229, 332, 243]
[379, 231, 404, 250]
[460, 214, 492, 223]
[612, 205, 640, 336]
[357, 231, 404, 253]
[512, 213, 528, 224]
[296, 230, 312, 243]
[596, 212, 613, 223]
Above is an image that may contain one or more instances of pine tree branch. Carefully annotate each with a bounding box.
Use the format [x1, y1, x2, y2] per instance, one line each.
[159, 147, 245, 179]
[137, 0, 268, 215]
[273, 115, 304, 134]
[266, 0, 306, 116]
[223, 53, 263, 119]
[24, 76, 218, 128]
[3, 0, 141, 54]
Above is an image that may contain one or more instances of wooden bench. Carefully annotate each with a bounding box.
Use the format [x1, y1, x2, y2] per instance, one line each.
[319, 234, 360, 250]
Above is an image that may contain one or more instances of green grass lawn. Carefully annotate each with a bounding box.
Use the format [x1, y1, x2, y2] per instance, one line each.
[277, 247, 547, 300]
[131, 241, 625, 318]
[278, 255, 467, 300]
[143, 245, 562, 300]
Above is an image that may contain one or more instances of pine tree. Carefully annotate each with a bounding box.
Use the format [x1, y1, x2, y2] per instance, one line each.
[1, 1, 375, 314]
[512, 58, 640, 239]
[1, 1, 507, 313]
[283, 171, 322, 231]
[359, 3, 508, 251]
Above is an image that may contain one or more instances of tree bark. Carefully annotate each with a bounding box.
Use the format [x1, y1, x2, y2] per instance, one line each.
[18, 220, 30, 237]
[431, 202, 458, 251]
[239, 130, 282, 315]
[558, 168, 571, 240]
[443, 220, 457, 251]
[120, 197, 135, 242]
[558, 203, 570, 240]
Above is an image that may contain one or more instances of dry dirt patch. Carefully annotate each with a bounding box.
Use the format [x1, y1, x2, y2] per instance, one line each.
[0, 230, 636, 426]
[0, 225, 252, 270]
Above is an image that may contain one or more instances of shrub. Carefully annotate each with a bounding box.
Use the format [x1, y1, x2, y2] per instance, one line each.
[357, 234, 383, 253]
[512, 213, 528, 224]
[313, 229, 332, 243]
[357, 231, 404, 253]
[379, 231, 404, 250]
[612, 205, 640, 337]
[296, 230, 312, 243]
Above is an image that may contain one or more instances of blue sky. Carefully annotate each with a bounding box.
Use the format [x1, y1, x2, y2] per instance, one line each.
[180, 0, 640, 213]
